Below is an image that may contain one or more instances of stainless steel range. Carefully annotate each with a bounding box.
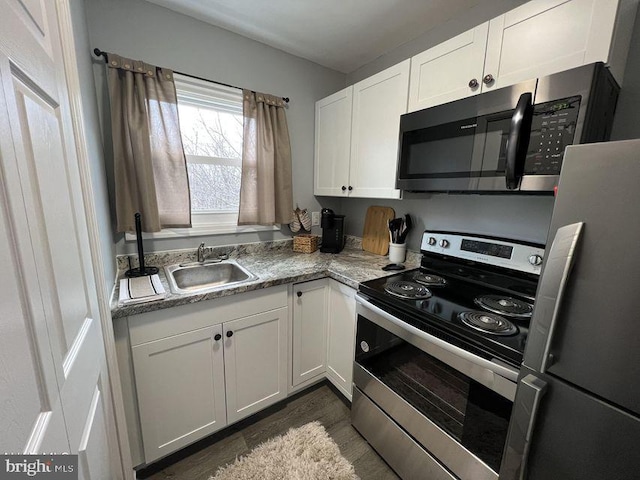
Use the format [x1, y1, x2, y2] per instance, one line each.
[351, 231, 545, 480]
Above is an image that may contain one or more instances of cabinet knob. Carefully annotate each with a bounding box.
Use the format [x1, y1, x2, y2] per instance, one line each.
[341, 185, 347, 191]
[226, 330, 234, 338]
[483, 74, 494, 85]
[214, 333, 222, 341]
[468, 78, 479, 88]
[297, 291, 303, 298]
[348, 186, 353, 191]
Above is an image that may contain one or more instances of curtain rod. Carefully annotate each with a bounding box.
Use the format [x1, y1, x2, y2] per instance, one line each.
[93, 48, 290, 103]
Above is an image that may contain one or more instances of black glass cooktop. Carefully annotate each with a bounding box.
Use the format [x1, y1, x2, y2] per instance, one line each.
[359, 261, 539, 367]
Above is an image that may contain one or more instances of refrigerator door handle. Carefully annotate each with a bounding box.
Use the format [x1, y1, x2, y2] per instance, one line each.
[523, 222, 584, 373]
[499, 374, 547, 480]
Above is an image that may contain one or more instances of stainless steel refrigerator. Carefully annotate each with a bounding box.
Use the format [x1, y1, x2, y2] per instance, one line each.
[500, 139, 640, 480]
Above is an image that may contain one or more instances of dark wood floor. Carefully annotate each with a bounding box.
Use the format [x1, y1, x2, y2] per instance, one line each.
[140, 382, 398, 480]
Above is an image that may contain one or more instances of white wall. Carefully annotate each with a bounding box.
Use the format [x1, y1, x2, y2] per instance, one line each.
[68, 0, 117, 290]
[84, 0, 345, 255]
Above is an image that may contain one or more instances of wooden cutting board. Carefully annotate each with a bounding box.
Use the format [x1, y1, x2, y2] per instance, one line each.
[362, 206, 395, 255]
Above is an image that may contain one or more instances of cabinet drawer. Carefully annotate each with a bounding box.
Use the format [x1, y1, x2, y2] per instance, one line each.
[128, 285, 288, 346]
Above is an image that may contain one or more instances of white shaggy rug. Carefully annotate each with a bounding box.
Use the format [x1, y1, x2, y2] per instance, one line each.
[209, 421, 359, 480]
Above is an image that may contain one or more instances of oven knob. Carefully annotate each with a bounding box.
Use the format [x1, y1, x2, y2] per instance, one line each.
[439, 239, 450, 248]
[529, 254, 543, 266]
[360, 341, 370, 353]
[428, 237, 437, 246]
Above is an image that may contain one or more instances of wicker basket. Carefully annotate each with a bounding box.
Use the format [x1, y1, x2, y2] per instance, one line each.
[293, 234, 320, 253]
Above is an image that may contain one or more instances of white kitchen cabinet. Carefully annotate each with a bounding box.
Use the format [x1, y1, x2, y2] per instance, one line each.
[408, 23, 489, 111]
[408, 0, 637, 112]
[314, 60, 409, 199]
[314, 87, 353, 196]
[224, 308, 288, 424]
[326, 281, 357, 400]
[292, 279, 329, 387]
[132, 325, 227, 463]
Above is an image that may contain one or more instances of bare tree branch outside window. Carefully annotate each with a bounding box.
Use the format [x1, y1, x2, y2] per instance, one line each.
[177, 103, 243, 212]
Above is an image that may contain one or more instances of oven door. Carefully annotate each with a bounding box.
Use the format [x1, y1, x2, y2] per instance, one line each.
[353, 295, 519, 480]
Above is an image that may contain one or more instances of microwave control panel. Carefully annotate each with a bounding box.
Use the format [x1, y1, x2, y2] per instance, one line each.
[524, 95, 581, 175]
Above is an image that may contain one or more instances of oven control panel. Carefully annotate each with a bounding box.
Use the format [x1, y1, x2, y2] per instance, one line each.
[421, 231, 545, 275]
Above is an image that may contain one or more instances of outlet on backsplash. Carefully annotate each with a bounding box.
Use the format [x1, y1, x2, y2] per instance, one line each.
[311, 211, 320, 226]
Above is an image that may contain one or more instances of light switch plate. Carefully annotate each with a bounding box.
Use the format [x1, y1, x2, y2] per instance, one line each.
[311, 211, 320, 226]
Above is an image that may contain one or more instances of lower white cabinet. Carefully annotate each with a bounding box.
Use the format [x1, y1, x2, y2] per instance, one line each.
[132, 325, 227, 462]
[224, 308, 288, 424]
[292, 279, 329, 386]
[326, 281, 357, 400]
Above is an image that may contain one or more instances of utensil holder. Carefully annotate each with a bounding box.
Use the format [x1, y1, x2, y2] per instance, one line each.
[388, 243, 406, 264]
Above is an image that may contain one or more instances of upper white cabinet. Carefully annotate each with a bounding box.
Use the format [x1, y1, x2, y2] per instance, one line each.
[314, 60, 409, 199]
[408, 0, 637, 112]
[314, 88, 353, 196]
[408, 23, 489, 111]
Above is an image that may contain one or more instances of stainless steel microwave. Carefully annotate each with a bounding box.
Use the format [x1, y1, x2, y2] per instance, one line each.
[396, 63, 619, 193]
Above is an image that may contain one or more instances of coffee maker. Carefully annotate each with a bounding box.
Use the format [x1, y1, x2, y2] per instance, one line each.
[320, 208, 345, 253]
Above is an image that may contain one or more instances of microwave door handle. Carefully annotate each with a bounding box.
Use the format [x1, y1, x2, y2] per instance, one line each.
[505, 92, 534, 190]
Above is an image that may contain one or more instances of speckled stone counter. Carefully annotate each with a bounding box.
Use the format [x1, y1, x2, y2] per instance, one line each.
[110, 237, 420, 319]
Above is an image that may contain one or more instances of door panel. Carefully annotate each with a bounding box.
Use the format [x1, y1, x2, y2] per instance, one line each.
[0, 1, 121, 475]
[132, 325, 227, 462]
[408, 23, 488, 111]
[224, 308, 288, 423]
[326, 282, 356, 400]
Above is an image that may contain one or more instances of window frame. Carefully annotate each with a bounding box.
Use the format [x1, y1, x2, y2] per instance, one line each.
[126, 74, 279, 240]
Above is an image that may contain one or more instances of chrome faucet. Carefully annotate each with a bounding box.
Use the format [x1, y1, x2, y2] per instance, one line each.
[197, 242, 206, 263]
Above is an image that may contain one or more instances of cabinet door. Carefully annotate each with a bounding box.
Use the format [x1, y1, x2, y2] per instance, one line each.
[224, 307, 288, 424]
[349, 60, 409, 199]
[326, 281, 357, 400]
[132, 325, 226, 462]
[314, 87, 353, 196]
[408, 23, 489, 112]
[483, 0, 621, 91]
[292, 279, 328, 386]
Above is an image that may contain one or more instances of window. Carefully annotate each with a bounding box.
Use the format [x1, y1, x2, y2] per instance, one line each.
[175, 74, 243, 228]
[128, 74, 277, 239]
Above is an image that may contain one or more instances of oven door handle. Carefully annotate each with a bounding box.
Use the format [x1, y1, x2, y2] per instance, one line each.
[356, 293, 520, 382]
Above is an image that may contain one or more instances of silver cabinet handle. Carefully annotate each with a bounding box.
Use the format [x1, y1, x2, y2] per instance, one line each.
[499, 374, 547, 480]
[468, 78, 479, 88]
[483, 73, 494, 84]
[523, 222, 584, 373]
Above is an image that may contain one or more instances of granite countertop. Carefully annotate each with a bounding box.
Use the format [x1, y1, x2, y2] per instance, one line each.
[110, 237, 420, 319]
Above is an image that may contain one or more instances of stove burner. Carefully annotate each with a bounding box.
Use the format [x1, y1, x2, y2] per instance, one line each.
[459, 311, 518, 336]
[474, 295, 533, 318]
[385, 281, 432, 299]
[414, 272, 447, 287]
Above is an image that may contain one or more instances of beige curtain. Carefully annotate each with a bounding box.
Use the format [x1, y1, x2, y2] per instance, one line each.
[238, 90, 293, 225]
[106, 53, 191, 232]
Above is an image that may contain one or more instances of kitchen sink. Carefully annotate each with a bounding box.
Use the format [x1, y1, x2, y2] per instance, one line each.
[164, 260, 258, 294]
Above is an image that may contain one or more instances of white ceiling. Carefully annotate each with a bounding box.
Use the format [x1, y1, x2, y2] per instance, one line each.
[145, 0, 484, 73]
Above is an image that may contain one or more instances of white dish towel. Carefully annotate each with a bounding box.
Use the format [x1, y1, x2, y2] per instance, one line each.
[118, 274, 166, 306]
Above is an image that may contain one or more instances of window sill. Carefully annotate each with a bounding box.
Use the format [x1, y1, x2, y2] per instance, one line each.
[125, 223, 281, 241]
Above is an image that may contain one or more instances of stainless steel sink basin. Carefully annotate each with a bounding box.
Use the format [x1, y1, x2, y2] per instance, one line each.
[164, 260, 258, 294]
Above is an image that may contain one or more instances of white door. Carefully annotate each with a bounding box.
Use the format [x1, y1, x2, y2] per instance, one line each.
[408, 23, 489, 112]
[482, 0, 620, 91]
[132, 325, 227, 462]
[224, 308, 288, 423]
[349, 60, 409, 199]
[314, 87, 353, 196]
[326, 281, 357, 400]
[0, 1, 121, 478]
[292, 279, 328, 386]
